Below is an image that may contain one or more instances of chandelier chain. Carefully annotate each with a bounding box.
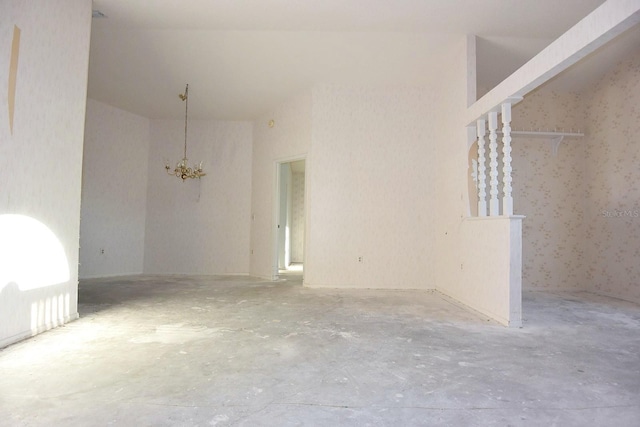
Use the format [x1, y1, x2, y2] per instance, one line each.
[183, 84, 188, 160]
[164, 83, 206, 181]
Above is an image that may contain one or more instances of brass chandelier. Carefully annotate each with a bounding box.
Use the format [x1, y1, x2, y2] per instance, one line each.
[165, 84, 206, 180]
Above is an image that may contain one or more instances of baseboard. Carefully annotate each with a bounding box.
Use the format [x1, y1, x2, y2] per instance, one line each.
[303, 281, 431, 291]
[585, 290, 640, 306]
[79, 272, 143, 280]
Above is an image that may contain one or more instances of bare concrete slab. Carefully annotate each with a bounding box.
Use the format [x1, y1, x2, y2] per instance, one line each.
[1, 275, 639, 426]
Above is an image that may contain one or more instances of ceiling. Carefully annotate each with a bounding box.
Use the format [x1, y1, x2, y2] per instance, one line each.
[88, 0, 635, 121]
[477, 20, 640, 97]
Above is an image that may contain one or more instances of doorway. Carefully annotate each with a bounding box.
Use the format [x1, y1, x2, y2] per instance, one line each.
[274, 159, 305, 279]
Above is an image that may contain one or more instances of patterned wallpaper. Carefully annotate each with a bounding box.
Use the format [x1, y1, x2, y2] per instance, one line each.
[290, 171, 305, 263]
[511, 88, 587, 291]
[508, 50, 640, 304]
[584, 50, 640, 304]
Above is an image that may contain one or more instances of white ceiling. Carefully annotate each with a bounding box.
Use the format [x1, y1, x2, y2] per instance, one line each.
[88, 0, 628, 121]
[542, 23, 640, 93]
[477, 21, 640, 97]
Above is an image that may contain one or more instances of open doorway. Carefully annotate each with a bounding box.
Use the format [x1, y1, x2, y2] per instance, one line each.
[274, 159, 305, 279]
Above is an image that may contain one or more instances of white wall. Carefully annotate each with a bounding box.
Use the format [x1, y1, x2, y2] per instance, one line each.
[0, 0, 92, 347]
[461, 217, 523, 326]
[430, 36, 524, 326]
[305, 85, 439, 289]
[250, 91, 312, 279]
[431, 38, 474, 300]
[144, 119, 252, 274]
[80, 99, 149, 278]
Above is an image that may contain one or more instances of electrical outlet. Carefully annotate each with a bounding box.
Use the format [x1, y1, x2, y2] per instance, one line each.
[358, 256, 363, 263]
[100, 248, 105, 254]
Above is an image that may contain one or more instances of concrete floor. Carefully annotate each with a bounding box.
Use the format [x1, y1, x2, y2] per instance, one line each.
[1, 275, 639, 426]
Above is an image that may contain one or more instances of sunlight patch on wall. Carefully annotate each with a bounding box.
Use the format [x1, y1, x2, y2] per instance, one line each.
[0, 214, 70, 291]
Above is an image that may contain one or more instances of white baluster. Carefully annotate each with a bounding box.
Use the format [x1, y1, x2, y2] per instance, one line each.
[477, 119, 487, 217]
[488, 111, 499, 216]
[501, 102, 513, 216]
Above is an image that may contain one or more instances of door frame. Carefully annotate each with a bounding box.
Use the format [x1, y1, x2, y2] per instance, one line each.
[272, 155, 307, 281]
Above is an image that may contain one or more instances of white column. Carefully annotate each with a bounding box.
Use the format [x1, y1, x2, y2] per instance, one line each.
[476, 119, 487, 217]
[501, 102, 513, 216]
[488, 111, 499, 216]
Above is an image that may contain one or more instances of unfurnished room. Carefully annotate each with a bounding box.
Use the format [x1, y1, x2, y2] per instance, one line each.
[1, 1, 640, 426]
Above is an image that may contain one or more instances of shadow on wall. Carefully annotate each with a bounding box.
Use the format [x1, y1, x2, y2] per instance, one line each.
[0, 214, 72, 341]
[0, 282, 72, 338]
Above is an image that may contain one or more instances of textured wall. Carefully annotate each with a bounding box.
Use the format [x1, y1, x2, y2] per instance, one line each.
[584, 51, 640, 304]
[290, 171, 305, 263]
[510, 89, 587, 291]
[144, 119, 252, 274]
[0, 0, 91, 347]
[79, 100, 149, 278]
[306, 85, 438, 289]
[433, 37, 478, 299]
[250, 91, 312, 279]
[461, 217, 523, 326]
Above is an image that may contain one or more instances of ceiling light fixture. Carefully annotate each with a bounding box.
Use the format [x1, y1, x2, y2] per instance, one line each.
[165, 84, 206, 181]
